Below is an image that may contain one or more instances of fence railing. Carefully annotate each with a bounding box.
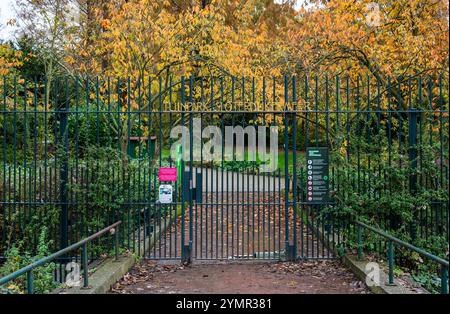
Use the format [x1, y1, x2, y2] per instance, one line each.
[0, 220, 121, 294]
[0, 75, 448, 260]
[355, 220, 449, 294]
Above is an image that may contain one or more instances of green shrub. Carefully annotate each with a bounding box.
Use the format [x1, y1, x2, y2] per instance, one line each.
[0, 226, 57, 294]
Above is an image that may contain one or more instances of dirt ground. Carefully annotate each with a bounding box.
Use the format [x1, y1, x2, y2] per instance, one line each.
[110, 260, 370, 294]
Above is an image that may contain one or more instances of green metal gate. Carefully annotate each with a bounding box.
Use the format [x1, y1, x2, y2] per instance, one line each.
[0, 75, 448, 264]
[146, 112, 338, 262]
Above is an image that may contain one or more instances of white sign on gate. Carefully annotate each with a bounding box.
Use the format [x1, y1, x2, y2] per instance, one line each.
[159, 184, 173, 204]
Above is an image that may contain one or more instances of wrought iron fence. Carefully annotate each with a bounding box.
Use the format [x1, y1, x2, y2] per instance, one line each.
[0, 75, 448, 263]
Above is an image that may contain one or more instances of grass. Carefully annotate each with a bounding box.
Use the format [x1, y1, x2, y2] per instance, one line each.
[159, 147, 302, 174]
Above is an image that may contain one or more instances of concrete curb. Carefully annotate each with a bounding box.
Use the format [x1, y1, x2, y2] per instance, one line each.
[299, 210, 425, 294]
[55, 255, 136, 294]
[342, 254, 416, 294]
[54, 208, 179, 294]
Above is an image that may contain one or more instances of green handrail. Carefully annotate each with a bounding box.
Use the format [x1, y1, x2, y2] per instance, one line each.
[355, 220, 449, 294]
[0, 221, 121, 294]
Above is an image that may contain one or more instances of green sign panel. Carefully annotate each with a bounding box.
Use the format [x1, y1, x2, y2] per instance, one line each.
[306, 147, 329, 204]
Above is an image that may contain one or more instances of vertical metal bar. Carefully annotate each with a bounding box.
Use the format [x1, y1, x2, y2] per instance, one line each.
[168, 77, 173, 259]
[236, 77, 241, 259]
[31, 79, 37, 247]
[278, 167, 281, 258]
[225, 80, 230, 258]
[398, 77, 403, 171]
[2, 76, 6, 246]
[82, 242, 89, 288]
[189, 78, 194, 262]
[240, 79, 245, 259]
[416, 82, 422, 237]
[292, 76, 298, 257]
[356, 76, 361, 194]
[147, 77, 153, 259]
[212, 77, 215, 259]
[261, 145, 265, 259]
[211, 77, 219, 260]
[409, 109, 418, 240]
[220, 76, 225, 260]
[115, 224, 120, 261]
[357, 224, 362, 260]
[136, 77, 142, 256]
[126, 77, 131, 251]
[262, 77, 266, 258]
[80, 167, 85, 248]
[334, 75, 340, 257]
[59, 89, 69, 255]
[441, 266, 448, 294]
[113, 168, 118, 255]
[366, 75, 371, 209]
[7, 167, 11, 247]
[155, 168, 159, 258]
[388, 240, 394, 285]
[283, 76, 290, 254]
[189, 76, 194, 261]
[12, 76, 16, 244]
[257, 142, 261, 257]
[387, 77, 393, 232]
[300, 167, 304, 258]
[231, 77, 235, 258]
[74, 76, 80, 249]
[314, 76, 318, 145]
[428, 77, 434, 237]
[325, 75, 329, 146]
[180, 76, 187, 262]
[18, 167, 22, 242]
[438, 75, 445, 238]
[23, 79, 27, 233]
[313, 76, 319, 258]
[27, 271, 34, 294]
[387, 77, 392, 166]
[95, 77, 101, 253]
[251, 77, 255, 259]
[273, 144, 276, 259]
[304, 75, 309, 258]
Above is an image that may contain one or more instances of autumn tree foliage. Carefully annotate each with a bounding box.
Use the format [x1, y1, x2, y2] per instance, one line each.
[286, 0, 449, 80]
[60, 0, 449, 115]
[60, 0, 450, 152]
[65, 0, 449, 80]
[4, 0, 449, 147]
[64, 0, 299, 142]
[0, 44, 23, 76]
[67, 0, 296, 79]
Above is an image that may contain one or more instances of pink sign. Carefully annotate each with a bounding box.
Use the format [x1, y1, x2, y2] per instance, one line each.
[158, 168, 177, 182]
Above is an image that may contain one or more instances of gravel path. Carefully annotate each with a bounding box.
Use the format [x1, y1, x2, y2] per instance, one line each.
[190, 167, 287, 192]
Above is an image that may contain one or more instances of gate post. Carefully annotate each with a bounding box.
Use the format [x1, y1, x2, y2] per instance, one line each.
[408, 109, 418, 241]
